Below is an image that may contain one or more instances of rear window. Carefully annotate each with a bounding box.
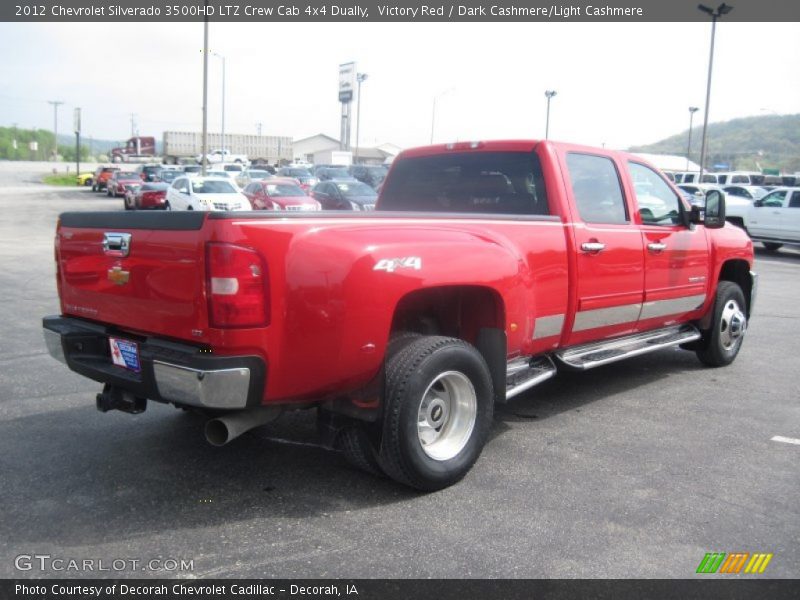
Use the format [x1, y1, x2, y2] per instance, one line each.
[141, 183, 168, 191]
[379, 151, 549, 215]
[265, 184, 305, 197]
[193, 180, 236, 194]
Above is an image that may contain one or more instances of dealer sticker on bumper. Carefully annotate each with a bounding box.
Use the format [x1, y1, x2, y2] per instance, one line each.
[109, 337, 141, 372]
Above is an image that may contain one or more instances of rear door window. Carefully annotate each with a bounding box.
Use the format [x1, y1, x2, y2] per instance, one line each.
[566, 153, 627, 224]
[379, 151, 549, 215]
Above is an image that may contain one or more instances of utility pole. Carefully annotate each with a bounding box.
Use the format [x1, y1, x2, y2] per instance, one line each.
[256, 122, 262, 136]
[130, 114, 138, 137]
[47, 100, 64, 160]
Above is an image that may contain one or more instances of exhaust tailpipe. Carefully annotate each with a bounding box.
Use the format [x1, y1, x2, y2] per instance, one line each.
[205, 407, 281, 446]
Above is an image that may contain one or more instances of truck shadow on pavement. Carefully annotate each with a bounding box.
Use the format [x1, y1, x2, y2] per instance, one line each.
[493, 347, 703, 426]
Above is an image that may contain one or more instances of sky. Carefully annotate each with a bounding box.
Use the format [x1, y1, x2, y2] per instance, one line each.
[0, 21, 798, 151]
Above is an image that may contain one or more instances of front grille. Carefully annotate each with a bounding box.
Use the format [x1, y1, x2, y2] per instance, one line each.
[212, 203, 231, 211]
[285, 204, 318, 211]
[362, 204, 376, 211]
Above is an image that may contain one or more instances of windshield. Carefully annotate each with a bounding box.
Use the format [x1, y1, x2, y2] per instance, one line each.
[281, 168, 311, 177]
[118, 172, 138, 179]
[379, 151, 549, 215]
[337, 181, 377, 198]
[247, 171, 272, 179]
[266, 184, 306, 197]
[323, 168, 350, 178]
[192, 180, 236, 194]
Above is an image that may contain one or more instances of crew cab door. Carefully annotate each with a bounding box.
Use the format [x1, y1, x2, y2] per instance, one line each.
[562, 152, 645, 345]
[626, 161, 709, 329]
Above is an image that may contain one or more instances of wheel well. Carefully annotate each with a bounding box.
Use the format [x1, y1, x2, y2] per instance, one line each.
[718, 259, 753, 316]
[390, 286, 505, 342]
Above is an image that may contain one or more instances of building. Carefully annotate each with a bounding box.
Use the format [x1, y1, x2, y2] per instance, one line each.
[294, 133, 402, 165]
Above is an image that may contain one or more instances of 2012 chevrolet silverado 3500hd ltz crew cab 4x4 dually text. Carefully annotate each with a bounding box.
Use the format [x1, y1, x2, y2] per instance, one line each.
[43, 140, 756, 491]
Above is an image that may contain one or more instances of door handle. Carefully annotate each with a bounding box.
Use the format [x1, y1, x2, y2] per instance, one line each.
[581, 242, 606, 253]
[647, 242, 667, 253]
[772, 211, 781, 215]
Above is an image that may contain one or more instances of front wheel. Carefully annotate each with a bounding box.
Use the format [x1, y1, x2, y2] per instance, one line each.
[378, 336, 493, 491]
[697, 281, 748, 367]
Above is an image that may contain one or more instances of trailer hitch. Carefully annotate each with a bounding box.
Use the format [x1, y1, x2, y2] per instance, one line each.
[96, 384, 147, 414]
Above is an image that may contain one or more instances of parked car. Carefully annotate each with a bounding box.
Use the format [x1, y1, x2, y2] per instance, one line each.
[76, 172, 94, 187]
[243, 178, 321, 211]
[315, 166, 353, 181]
[165, 176, 250, 211]
[157, 168, 182, 184]
[106, 171, 142, 198]
[348, 164, 388, 190]
[722, 185, 769, 202]
[311, 180, 378, 210]
[236, 169, 274, 188]
[743, 187, 800, 252]
[182, 165, 202, 174]
[91, 166, 120, 192]
[136, 164, 163, 182]
[276, 167, 317, 192]
[124, 182, 169, 211]
[677, 183, 725, 207]
[195, 149, 249, 165]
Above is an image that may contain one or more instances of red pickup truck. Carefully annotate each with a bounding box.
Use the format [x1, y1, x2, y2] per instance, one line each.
[43, 140, 755, 491]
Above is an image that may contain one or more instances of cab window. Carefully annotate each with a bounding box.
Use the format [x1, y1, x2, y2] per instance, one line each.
[628, 162, 683, 226]
[566, 153, 627, 224]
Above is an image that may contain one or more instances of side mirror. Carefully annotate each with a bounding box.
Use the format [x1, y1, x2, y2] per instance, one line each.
[703, 189, 726, 229]
[754, 199, 764, 207]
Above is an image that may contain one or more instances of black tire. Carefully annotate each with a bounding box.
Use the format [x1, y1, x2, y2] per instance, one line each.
[336, 426, 385, 478]
[164, 201, 171, 211]
[762, 242, 783, 252]
[378, 336, 494, 491]
[123, 195, 135, 211]
[91, 184, 97, 192]
[696, 281, 748, 367]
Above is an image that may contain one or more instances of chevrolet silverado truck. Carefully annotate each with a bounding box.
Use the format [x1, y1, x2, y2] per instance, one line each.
[43, 140, 756, 491]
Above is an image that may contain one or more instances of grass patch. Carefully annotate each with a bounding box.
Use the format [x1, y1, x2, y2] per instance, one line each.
[43, 173, 81, 186]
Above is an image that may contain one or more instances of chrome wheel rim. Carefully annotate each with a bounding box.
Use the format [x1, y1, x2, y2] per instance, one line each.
[416, 371, 477, 461]
[719, 299, 746, 350]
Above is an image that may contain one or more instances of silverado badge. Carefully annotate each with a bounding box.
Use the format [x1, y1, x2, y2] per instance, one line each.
[107, 266, 130, 286]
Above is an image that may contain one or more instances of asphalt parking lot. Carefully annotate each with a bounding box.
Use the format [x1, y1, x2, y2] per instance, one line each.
[0, 162, 797, 579]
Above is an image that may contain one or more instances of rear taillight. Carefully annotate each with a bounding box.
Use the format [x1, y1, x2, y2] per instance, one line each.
[206, 243, 269, 328]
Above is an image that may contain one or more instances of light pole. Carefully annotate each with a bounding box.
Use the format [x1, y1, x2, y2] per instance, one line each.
[211, 51, 226, 164]
[355, 73, 368, 164]
[430, 87, 454, 144]
[544, 90, 557, 140]
[201, 13, 209, 175]
[47, 100, 64, 160]
[686, 106, 699, 171]
[697, 2, 733, 181]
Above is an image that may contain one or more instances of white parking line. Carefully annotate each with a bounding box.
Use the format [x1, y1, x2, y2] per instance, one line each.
[771, 436, 800, 445]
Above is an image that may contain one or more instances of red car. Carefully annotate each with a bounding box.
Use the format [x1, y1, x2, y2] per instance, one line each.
[91, 166, 120, 192]
[124, 182, 169, 210]
[106, 171, 142, 198]
[242, 177, 321, 211]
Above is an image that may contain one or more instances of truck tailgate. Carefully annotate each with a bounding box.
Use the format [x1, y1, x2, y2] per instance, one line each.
[57, 212, 208, 342]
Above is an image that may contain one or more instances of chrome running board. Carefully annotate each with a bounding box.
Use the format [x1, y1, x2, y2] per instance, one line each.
[556, 324, 701, 371]
[505, 355, 557, 400]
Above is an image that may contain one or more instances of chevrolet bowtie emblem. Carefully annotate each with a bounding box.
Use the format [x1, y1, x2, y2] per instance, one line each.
[107, 266, 130, 285]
